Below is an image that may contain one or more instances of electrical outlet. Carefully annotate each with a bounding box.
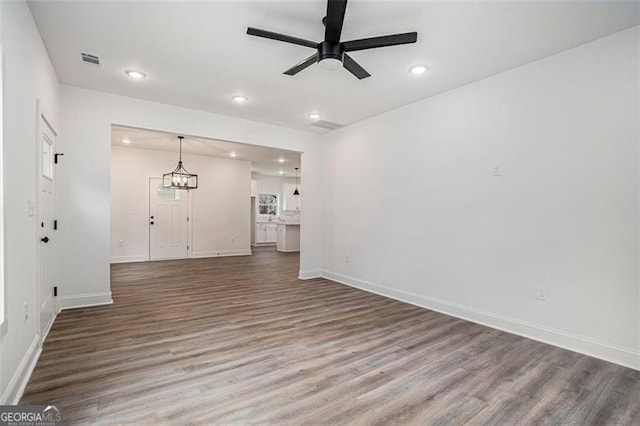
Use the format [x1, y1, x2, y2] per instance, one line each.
[492, 165, 502, 176]
[24, 302, 29, 321]
[345, 254, 351, 263]
[536, 286, 547, 302]
[118, 240, 124, 247]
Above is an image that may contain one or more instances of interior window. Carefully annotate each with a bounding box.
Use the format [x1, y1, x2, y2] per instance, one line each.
[258, 193, 278, 215]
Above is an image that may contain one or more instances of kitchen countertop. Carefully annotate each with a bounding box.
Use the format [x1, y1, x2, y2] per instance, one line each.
[256, 221, 300, 225]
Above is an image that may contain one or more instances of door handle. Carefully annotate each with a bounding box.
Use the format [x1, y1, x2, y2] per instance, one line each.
[41, 236, 49, 243]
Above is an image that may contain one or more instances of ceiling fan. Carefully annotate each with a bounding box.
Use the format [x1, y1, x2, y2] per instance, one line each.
[246, 0, 418, 80]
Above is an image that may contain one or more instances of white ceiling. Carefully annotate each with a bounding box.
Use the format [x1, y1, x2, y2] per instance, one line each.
[111, 125, 301, 177]
[29, 1, 640, 134]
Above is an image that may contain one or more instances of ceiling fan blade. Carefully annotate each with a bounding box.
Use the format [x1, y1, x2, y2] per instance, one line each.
[342, 54, 370, 79]
[284, 53, 319, 75]
[247, 27, 318, 49]
[325, 0, 348, 43]
[342, 32, 417, 52]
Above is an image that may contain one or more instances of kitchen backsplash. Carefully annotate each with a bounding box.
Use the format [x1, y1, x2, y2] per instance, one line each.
[281, 211, 300, 223]
[257, 210, 300, 223]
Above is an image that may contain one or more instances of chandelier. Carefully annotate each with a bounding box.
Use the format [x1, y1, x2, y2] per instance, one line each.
[163, 136, 198, 190]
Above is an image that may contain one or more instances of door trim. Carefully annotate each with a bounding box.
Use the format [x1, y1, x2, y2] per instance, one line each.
[35, 99, 59, 346]
[147, 177, 193, 261]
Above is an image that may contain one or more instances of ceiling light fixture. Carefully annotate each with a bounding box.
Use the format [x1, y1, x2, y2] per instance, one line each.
[278, 158, 285, 163]
[125, 69, 146, 79]
[308, 112, 321, 120]
[230, 152, 237, 158]
[122, 139, 131, 144]
[279, 170, 284, 175]
[293, 167, 300, 196]
[409, 65, 428, 75]
[232, 95, 248, 103]
[319, 58, 343, 71]
[163, 136, 198, 190]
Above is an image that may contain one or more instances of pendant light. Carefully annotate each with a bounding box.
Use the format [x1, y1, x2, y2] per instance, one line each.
[163, 136, 198, 190]
[293, 167, 300, 196]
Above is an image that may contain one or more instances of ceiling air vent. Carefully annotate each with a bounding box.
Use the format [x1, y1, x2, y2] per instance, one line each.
[309, 120, 343, 131]
[81, 52, 100, 66]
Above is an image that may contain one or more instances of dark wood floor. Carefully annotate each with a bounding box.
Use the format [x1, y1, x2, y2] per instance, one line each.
[22, 247, 640, 424]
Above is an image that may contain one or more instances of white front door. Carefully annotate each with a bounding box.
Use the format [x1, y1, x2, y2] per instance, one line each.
[37, 113, 56, 339]
[149, 178, 189, 260]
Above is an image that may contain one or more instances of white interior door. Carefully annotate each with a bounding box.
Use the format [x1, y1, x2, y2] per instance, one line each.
[149, 178, 189, 260]
[37, 113, 56, 339]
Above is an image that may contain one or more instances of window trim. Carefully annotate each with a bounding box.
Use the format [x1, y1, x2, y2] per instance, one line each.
[258, 193, 279, 216]
[0, 43, 6, 339]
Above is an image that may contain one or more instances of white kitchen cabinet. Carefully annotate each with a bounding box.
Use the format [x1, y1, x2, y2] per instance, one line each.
[256, 222, 277, 244]
[276, 224, 284, 250]
[266, 223, 277, 243]
[282, 183, 301, 211]
[276, 224, 300, 252]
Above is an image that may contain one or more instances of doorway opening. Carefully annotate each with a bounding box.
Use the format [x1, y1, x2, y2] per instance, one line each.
[109, 125, 302, 267]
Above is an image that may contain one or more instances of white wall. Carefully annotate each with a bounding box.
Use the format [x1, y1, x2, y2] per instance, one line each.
[111, 146, 251, 262]
[0, 1, 59, 403]
[58, 85, 323, 308]
[320, 27, 640, 369]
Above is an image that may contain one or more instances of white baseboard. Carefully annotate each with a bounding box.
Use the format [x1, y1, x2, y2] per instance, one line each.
[60, 292, 113, 310]
[298, 270, 322, 280]
[191, 249, 252, 258]
[41, 312, 56, 343]
[322, 270, 640, 371]
[110, 255, 148, 264]
[1, 334, 41, 404]
[113, 250, 254, 262]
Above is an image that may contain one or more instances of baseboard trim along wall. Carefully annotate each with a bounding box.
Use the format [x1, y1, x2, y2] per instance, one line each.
[191, 249, 252, 258]
[60, 292, 113, 310]
[322, 270, 640, 371]
[111, 250, 253, 263]
[110, 255, 148, 264]
[1, 335, 42, 404]
[298, 270, 323, 280]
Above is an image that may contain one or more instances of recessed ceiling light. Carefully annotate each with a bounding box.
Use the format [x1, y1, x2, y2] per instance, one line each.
[125, 69, 146, 79]
[232, 95, 248, 103]
[122, 139, 131, 144]
[279, 170, 284, 175]
[409, 65, 428, 75]
[308, 112, 321, 120]
[230, 152, 237, 158]
[278, 158, 285, 163]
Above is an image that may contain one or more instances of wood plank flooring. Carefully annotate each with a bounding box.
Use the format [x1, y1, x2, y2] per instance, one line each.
[21, 247, 640, 425]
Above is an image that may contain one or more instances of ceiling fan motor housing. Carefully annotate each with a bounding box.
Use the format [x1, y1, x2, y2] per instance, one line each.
[319, 41, 343, 62]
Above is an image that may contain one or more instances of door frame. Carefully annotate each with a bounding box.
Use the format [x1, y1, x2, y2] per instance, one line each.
[35, 99, 59, 345]
[147, 177, 193, 260]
